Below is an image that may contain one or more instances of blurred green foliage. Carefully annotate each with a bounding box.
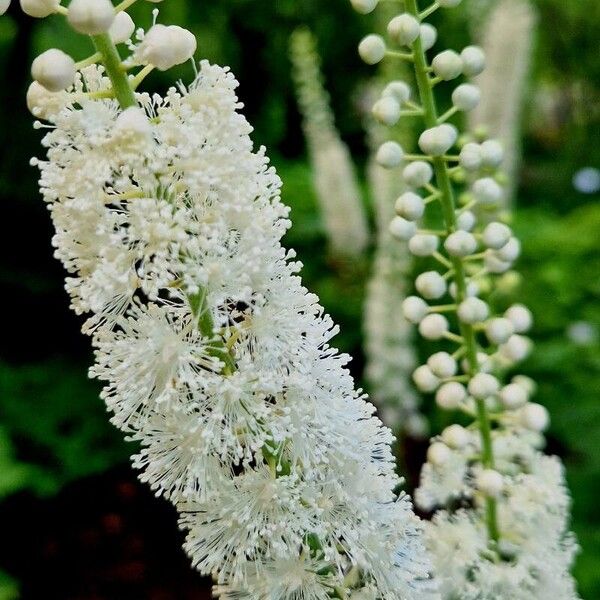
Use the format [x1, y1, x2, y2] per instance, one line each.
[0, 0, 598, 597]
[0, 571, 18, 600]
[0, 361, 129, 496]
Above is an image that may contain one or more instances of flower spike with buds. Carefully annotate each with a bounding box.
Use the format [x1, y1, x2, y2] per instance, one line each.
[352, 0, 580, 597]
[24, 2, 435, 598]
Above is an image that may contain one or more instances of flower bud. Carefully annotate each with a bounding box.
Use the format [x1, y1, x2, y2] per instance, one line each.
[472, 177, 503, 205]
[512, 375, 537, 396]
[19, 0, 59, 17]
[477, 469, 503, 497]
[403, 161, 433, 187]
[413, 365, 440, 393]
[427, 351, 457, 378]
[31, 49, 75, 92]
[468, 373, 500, 399]
[442, 424, 470, 448]
[409, 233, 439, 256]
[420, 23, 437, 51]
[484, 251, 512, 274]
[459, 142, 482, 171]
[419, 124, 456, 156]
[26, 81, 64, 119]
[387, 13, 420, 46]
[452, 84, 481, 111]
[472, 351, 494, 374]
[458, 297, 489, 324]
[436, 382, 466, 410]
[358, 34, 386, 65]
[444, 230, 477, 257]
[109, 10, 135, 44]
[382, 80, 410, 104]
[402, 296, 429, 324]
[519, 403, 549, 432]
[416, 271, 446, 299]
[505, 304, 533, 333]
[0, 0, 10, 14]
[482, 222, 512, 249]
[350, 0, 379, 13]
[389, 216, 417, 240]
[480, 139, 504, 167]
[136, 24, 197, 71]
[372, 96, 401, 126]
[461, 45, 486, 77]
[419, 314, 449, 340]
[427, 442, 451, 466]
[457, 210, 476, 231]
[432, 50, 463, 81]
[496, 237, 521, 262]
[485, 317, 514, 345]
[499, 383, 528, 409]
[500, 334, 532, 362]
[395, 192, 424, 221]
[376, 141, 403, 168]
[68, 0, 115, 35]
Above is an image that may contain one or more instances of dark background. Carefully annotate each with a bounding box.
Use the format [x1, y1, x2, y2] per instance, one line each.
[0, 0, 599, 597]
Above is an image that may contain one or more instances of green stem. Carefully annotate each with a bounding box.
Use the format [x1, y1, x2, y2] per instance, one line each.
[91, 33, 137, 109]
[404, 0, 500, 544]
[188, 289, 236, 375]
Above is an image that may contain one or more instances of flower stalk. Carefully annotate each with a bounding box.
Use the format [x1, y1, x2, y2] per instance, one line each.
[354, 0, 580, 596]
[404, 0, 499, 542]
[91, 33, 136, 108]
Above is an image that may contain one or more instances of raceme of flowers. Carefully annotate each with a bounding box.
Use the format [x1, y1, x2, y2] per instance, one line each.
[290, 27, 369, 258]
[23, 0, 436, 597]
[351, 0, 580, 597]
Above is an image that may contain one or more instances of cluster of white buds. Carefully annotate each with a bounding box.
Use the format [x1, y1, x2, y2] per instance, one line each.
[25, 0, 194, 104]
[23, 1, 436, 599]
[353, 0, 579, 598]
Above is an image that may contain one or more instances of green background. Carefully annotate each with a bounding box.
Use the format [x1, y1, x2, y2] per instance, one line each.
[0, 0, 598, 597]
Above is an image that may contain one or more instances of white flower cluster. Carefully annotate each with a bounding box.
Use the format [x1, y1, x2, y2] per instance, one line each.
[290, 28, 369, 258]
[424, 435, 579, 599]
[26, 3, 435, 598]
[352, 0, 579, 597]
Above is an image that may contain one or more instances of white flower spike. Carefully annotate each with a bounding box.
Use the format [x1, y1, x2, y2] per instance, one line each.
[352, 1, 578, 591]
[26, 1, 436, 594]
